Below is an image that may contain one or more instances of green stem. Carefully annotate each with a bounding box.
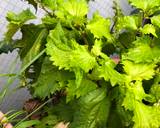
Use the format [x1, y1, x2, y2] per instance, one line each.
[14, 98, 52, 128]
[0, 49, 46, 104]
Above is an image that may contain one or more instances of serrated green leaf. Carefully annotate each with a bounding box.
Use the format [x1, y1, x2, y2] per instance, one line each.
[118, 31, 136, 48]
[91, 42, 125, 86]
[41, 0, 57, 10]
[129, 0, 160, 13]
[151, 15, 160, 28]
[4, 1, 160, 128]
[132, 36, 151, 45]
[123, 81, 147, 110]
[116, 15, 138, 32]
[63, 0, 88, 17]
[55, 0, 88, 25]
[62, 0, 88, 17]
[123, 81, 160, 128]
[66, 79, 97, 102]
[45, 99, 76, 122]
[71, 89, 110, 128]
[46, 23, 96, 73]
[5, 9, 36, 41]
[122, 43, 151, 63]
[133, 102, 160, 128]
[42, 16, 57, 26]
[87, 13, 112, 40]
[15, 25, 44, 59]
[91, 39, 103, 56]
[21, 28, 48, 68]
[98, 61, 125, 86]
[141, 24, 157, 37]
[150, 75, 160, 101]
[36, 115, 58, 128]
[15, 120, 41, 128]
[33, 58, 74, 99]
[90, 60, 125, 86]
[6, 9, 35, 23]
[73, 68, 84, 87]
[123, 60, 156, 81]
[122, 38, 160, 63]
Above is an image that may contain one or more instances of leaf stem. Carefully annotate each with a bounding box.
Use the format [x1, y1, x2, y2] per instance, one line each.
[14, 98, 52, 128]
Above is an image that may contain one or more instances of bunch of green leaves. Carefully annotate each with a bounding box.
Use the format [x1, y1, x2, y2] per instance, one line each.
[1, 0, 160, 127]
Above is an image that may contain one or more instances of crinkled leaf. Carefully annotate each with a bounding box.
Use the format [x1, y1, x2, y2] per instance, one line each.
[123, 60, 156, 81]
[33, 58, 74, 99]
[14, 25, 47, 83]
[150, 84, 160, 101]
[63, 0, 88, 17]
[15, 25, 44, 59]
[141, 24, 157, 37]
[72, 68, 84, 88]
[46, 23, 96, 72]
[129, 0, 160, 13]
[5, 9, 36, 41]
[118, 31, 136, 48]
[42, 16, 57, 26]
[98, 62, 125, 86]
[122, 41, 160, 63]
[66, 79, 97, 102]
[21, 28, 48, 68]
[151, 15, 160, 28]
[45, 99, 76, 122]
[123, 81, 148, 110]
[123, 43, 151, 63]
[91, 39, 103, 56]
[116, 16, 138, 32]
[90, 60, 125, 86]
[71, 88, 110, 128]
[123, 81, 160, 128]
[91, 43, 124, 86]
[87, 13, 112, 40]
[55, 0, 88, 24]
[132, 36, 151, 45]
[133, 102, 160, 128]
[6, 9, 35, 23]
[124, 93, 160, 128]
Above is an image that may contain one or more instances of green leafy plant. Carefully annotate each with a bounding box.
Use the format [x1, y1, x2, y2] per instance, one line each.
[1, 0, 160, 127]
